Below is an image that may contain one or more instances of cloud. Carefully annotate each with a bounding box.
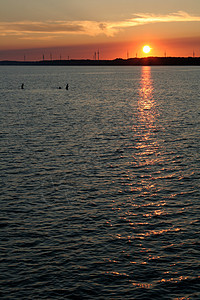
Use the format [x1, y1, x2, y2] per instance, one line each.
[0, 21, 85, 35]
[0, 11, 200, 38]
[105, 11, 200, 34]
[125, 11, 200, 27]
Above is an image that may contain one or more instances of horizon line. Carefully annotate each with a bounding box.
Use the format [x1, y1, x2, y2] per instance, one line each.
[1, 56, 200, 62]
[1, 56, 200, 66]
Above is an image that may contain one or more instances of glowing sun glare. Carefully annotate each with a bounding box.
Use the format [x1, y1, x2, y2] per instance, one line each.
[143, 45, 151, 54]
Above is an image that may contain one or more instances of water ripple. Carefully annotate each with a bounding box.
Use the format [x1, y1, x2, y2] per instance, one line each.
[0, 65, 199, 299]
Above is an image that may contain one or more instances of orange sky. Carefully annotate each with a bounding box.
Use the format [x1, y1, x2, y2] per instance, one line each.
[0, 0, 200, 60]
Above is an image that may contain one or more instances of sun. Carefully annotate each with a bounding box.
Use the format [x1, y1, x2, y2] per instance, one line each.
[143, 45, 151, 54]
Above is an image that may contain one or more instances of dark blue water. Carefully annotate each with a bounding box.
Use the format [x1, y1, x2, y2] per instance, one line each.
[0, 66, 200, 299]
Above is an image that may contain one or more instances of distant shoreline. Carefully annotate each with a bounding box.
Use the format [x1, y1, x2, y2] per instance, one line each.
[0, 57, 200, 66]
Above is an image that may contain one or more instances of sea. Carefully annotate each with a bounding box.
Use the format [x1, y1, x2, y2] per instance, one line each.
[0, 65, 199, 300]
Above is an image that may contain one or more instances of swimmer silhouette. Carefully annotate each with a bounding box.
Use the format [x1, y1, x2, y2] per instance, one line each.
[66, 84, 69, 90]
[58, 87, 62, 89]
[21, 83, 24, 89]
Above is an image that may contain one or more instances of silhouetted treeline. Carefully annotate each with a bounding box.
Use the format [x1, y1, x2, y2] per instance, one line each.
[0, 57, 200, 66]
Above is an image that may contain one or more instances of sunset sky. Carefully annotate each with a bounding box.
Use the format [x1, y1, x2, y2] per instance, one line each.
[0, 0, 200, 60]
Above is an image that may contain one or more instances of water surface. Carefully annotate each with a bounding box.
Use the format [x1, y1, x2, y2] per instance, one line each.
[0, 66, 200, 299]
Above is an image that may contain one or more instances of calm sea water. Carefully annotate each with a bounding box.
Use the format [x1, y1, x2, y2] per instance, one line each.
[0, 65, 199, 299]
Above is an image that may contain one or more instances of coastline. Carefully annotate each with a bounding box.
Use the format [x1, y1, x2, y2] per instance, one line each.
[0, 57, 200, 66]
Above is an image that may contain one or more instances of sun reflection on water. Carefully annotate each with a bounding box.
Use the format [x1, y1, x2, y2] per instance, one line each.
[107, 66, 195, 296]
[129, 66, 162, 193]
[130, 67, 162, 176]
[113, 67, 180, 247]
[138, 66, 156, 126]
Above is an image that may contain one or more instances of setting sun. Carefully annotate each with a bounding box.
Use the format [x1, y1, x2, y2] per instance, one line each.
[143, 45, 151, 54]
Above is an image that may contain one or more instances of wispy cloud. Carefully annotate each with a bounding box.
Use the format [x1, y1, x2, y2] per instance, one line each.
[104, 11, 200, 35]
[0, 11, 200, 38]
